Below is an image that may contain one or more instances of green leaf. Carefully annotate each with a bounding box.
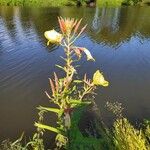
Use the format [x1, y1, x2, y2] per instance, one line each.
[69, 100, 91, 105]
[37, 106, 63, 115]
[60, 56, 67, 62]
[73, 80, 83, 83]
[55, 65, 65, 71]
[35, 123, 61, 134]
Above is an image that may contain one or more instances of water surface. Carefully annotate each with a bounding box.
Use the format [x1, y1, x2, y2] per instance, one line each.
[0, 6, 150, 141]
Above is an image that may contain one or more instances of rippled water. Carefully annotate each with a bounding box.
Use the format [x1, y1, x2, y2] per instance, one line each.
[0, 6, 150, 141]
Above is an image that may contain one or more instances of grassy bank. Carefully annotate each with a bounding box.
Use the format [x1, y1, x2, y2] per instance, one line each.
[97, 0, 123, 6]
[0, 0, 75, 7]
[0, 0, 143, 7]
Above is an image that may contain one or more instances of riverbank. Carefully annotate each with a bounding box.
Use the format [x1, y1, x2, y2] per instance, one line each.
[0, 0, 149, 7]
[0, 0, 75, 7]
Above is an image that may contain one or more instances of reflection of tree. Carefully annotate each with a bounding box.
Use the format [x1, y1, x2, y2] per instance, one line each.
[87, 7, 150, 47]
[92, 7, 101, 33]
[59, 7, 150, 47]
[92, 7, 120, 32]
[0, 7, 40, 50]
[0, 7, 150, 49]
[24, 8, 60, 50]
[0, 7, 15, 40]
[0, 7, 64, 52]
[0, 7, 16, 52]
[28, 8, 61, 52]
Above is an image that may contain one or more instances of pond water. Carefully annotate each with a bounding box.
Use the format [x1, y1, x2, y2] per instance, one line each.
[0, 6, 150, 142]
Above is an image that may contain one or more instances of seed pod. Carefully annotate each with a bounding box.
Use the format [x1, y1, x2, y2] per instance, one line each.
[64, 112, 71, 129]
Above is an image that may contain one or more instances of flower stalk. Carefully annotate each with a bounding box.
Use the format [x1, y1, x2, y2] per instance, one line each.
[35, 16, 109, 149]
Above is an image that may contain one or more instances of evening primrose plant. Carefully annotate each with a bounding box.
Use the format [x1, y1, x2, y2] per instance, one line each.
[35, 17, 109, 149]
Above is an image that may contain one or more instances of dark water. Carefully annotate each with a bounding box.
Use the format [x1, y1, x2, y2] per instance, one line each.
[0, 6, 150, 141]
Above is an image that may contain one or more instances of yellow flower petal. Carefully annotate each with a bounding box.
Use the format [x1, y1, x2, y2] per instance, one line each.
[44, 29, 63, 44]
[93, 70, 109, 87]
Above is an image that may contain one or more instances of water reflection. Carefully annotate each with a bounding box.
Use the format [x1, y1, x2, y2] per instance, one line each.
[92, 7, 120, 33]
[88, 7, 150, 47]
[0, 6, 150, 141]
[1, 7, 150, 49]
[59, 7, 150, 47]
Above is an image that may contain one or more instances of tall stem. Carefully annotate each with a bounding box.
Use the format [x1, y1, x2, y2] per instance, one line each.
[66, 35, 70, 79]
[64, 35, 74, 91]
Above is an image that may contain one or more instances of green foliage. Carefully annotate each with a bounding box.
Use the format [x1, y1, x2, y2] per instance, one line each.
[122, 0, 134, 5]
[106, 101, 150, 150]
[0, 133, 27, 150]
[145, 124, 150, 141]
[0, 135, 44, 150]
[0, 0, 142, 6]
[67, 105, 100, 149]
[113, 118, 149, 150]
[0, 0, 24, 6]
[97, 0, 140, 6]
[27, 133, 44, 150]
[97, 0, 123, 6]
[0, 0, 71, 7]
[143, 120, 150, 143]
[2, 109, 45, 150]
[122, 0, 140, 5]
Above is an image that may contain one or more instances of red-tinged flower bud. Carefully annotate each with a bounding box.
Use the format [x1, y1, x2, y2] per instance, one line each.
[74, 18, 82, 34]
[74, 48, 81, 58]
[60, 17, 66, 33]
[78, 24, 87, 36]
[72, 19, 78, 29]
[49, 78, 55, 96]
[54, 72, 59, 92]
[58, 17, 65, 34]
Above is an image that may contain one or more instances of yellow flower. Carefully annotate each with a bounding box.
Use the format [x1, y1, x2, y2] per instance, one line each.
[44, 29, 63, 45]
[82, 48, 95, 61]
[93, 70, 109, 87]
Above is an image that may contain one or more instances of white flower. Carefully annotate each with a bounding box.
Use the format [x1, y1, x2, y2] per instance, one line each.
[82, 48, 95, 61]
[44, 29, 63, 45]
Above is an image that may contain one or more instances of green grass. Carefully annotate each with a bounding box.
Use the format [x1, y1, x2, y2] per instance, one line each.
[0, 0, 141, 6]
[0, 0, 74, 7]
[97, 0, 123, 6]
